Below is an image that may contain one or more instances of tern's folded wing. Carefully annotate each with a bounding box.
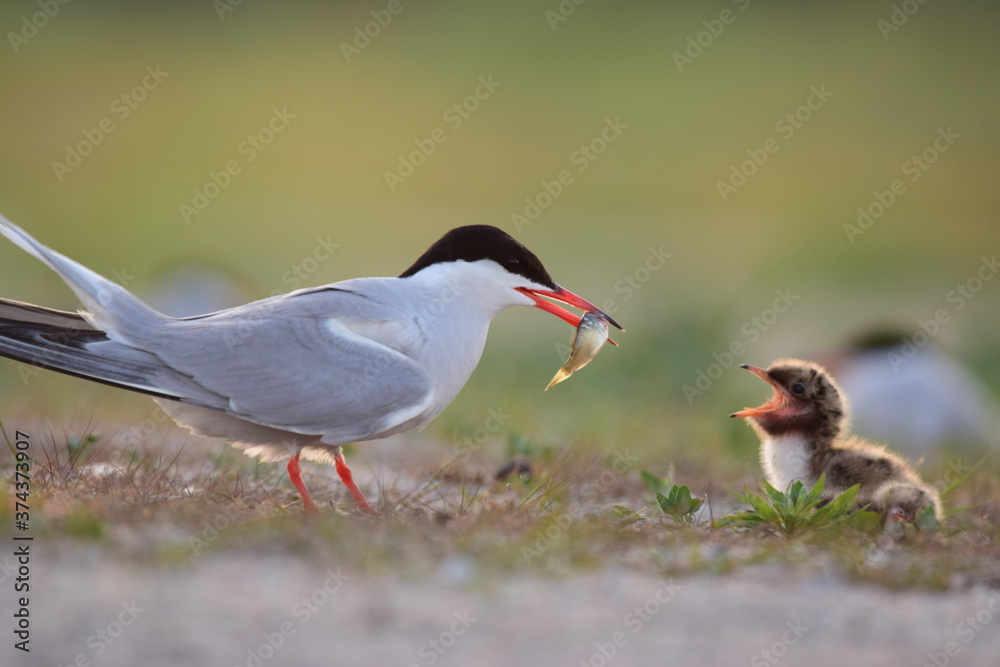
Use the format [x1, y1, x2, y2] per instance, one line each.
[140, 291, 434, 443]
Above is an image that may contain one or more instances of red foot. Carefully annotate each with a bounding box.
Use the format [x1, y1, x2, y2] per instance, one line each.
[334, 449, 381, 515]
[286, 452, 319, 513]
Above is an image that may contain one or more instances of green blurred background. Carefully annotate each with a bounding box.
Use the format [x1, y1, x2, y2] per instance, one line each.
[1, 0, 997, 469]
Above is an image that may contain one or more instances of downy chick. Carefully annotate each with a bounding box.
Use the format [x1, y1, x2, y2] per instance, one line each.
[730, 358, 942, 526]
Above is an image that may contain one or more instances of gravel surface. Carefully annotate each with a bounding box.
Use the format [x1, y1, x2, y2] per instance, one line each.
[6, 549, 999, 667]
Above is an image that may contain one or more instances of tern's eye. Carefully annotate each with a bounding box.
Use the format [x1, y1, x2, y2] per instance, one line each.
[791, 382, 806, 395]
[506, 257, 521, 267]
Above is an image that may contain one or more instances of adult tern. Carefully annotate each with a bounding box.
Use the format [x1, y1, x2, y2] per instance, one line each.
[0, 215, 622, 512]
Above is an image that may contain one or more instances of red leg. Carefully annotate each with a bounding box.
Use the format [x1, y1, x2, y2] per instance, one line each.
[286, 451, 319, 513]
[334, 449, 380, 514]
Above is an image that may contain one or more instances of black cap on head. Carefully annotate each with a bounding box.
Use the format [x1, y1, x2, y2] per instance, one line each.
[400, 225, 558, 289]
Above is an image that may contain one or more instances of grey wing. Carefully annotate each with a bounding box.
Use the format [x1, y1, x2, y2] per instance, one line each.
[138, 291, 433, 443]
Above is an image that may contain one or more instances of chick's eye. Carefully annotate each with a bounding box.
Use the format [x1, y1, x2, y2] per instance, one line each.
[791, 383, 806, 395]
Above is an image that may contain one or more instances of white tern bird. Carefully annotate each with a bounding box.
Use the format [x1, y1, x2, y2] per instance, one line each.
[0, 215, 622, 512]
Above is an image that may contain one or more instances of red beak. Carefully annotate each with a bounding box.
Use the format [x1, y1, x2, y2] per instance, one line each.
[517, 286, 624, 332]
[729, 364, 790, 418]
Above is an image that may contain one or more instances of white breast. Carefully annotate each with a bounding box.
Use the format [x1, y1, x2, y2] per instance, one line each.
[760, 434, 814, 491]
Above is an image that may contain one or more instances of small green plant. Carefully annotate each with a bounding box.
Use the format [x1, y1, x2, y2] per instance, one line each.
[640, 467, 674, 496]
[655, 484, 705, 526]
[716, 476, 866, 535]
[610, 505, 646, 525]
[637, 470, 705, 526]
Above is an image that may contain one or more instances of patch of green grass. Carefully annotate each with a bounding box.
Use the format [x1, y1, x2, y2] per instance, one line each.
[716, 476, 877, 536]
[62, 505, 106, 541]
[4, 418, 1000, 591]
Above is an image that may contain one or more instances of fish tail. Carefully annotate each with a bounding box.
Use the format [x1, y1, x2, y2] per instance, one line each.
[545, 367, 572, 391]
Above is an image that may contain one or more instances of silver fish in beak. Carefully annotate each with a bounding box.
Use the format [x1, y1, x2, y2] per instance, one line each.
[545, 312, 614, 390]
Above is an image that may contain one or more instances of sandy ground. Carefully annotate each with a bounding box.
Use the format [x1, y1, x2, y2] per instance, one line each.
[2, 548, 997, 667]
[1, 421, 998, 666]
